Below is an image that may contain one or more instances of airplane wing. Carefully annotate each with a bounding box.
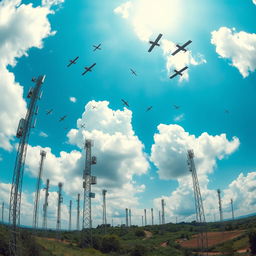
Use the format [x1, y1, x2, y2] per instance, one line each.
[67, 62, 72, 67]
[74, 56, 79, 61]
[183, 40, 192, 48]
[82, 70, 88, 75]
[148, 44, 155, 53]
[90, 63, 96, 69]
[148, 33, 163, 52]
[180, 66, 188, 73]
[155, 33, 163, 43]
[171, 48, 181, 56]
[170, 72, 179, 79]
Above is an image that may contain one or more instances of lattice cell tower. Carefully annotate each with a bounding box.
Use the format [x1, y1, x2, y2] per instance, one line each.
[125, 208, 129, 227]
[187, 149, 208, 254]
[77, 193, 80, 230]
[9, 75, 45, 256]
[217, 189, 223, 222]
[129, 209, 131, 227]
[56, 182, 63, 237]
[159, 210, 161, 225]
[2, 202, 4, 223]
[161, 199, 165, 225]
[42, 179, 50, 229]
[231, 198, 234, 220]
[69, 200, 72, 231]
[82, 139, 97, 247]
[151, 208, 154, 225]
[102, 190, 107, 226]
[144, 209, 147, 226]
[33, 150, 46, 229]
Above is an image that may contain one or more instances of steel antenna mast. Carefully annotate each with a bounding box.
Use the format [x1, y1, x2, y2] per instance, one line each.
[217, 189, 223, 222]
[161, 199, 165, 224]
[82, 139, 97, 247]
[187, 149, 208, 255]
[56, 182, 63, 239]
[9, 75, 45, 256]
[69, 200, 72, 231]
[33, 150, 46, 229]
[76, 193, 80, 230]
[42, 179, 50, 229]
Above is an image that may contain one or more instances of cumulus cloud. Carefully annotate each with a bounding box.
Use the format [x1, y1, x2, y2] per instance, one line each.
[39, 131, 48, 137]
[0, 0, 58, 150]
[69, 96, 77, 103]
[114, 0, 206, 81]
[24, 101, 149, 226]
[253, 0, 256, 5]
[211, 27, 256, 77]
[151, 124, 240, 222]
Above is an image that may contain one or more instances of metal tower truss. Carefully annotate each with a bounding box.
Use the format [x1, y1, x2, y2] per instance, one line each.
[231, 198, 234, 220]
[151, 208, 154, 225]
[82, 139, 97, 247]
[187, 149, 208, 254]
[77, 194, 80, 230]
[125, 208, 129, 227]
[56, 182, 63, 238]
[33, 150, 46, 229]
[129, 209, 131, 227]
[42, 179, 50, 229]
[9, 75, 45, 256]
[2, 202, 4, 223]
[217, 189, 223, 222]
[144, 209, 147, 226]
[161, 199, 165, 225]
[69, 200, 72, 231]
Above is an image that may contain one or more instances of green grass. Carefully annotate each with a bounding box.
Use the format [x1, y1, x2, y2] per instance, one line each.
[36, 237, 105, 256]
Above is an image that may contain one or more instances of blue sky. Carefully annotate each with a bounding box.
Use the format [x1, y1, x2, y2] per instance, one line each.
[0, 0, 256, 228]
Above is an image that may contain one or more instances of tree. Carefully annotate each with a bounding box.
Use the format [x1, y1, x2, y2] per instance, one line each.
[249, 231, 256, 255]
[101, 234, 121, 253]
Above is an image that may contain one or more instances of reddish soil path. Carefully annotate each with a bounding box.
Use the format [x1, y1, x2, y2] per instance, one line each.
[177, 230, 244, 248]
[143, 230, 153, 240]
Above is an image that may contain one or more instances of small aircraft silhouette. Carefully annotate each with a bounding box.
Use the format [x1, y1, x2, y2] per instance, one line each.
[171, 40, 192, 56]
[67, 56, 79, 67]
[146, 106, 153, 112]
[81, 123, 85, 128]
[46, 109, 53, 115]
[148, 34, 163, 52]
[31, 77, 36, 82]
[170, 66, 188, 79]
[92, 105, 97, 109]
[173, 105, 180, 110]
[121, 99, 129, 107]
[82, 63, 96, 75]
[93, 43, 102, 51]
[130, 68, 137, 76]
[59, 115, 67, 122]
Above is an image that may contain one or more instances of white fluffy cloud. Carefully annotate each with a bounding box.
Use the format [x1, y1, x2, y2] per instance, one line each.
[24, 101, 149, 226]
[42, 0, 64, 8]
[114, 0, 206, 82]
[0, 0, 58, 150]
[151, 124, 239, 180]
[69, 96, 77, 103]
[211, 27, 256, 77]
[253, 0, 256, 5]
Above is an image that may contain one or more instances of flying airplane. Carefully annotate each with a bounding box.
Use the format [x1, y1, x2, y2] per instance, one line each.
[81, 123, 85, 128]
[146, 106, 153, 112]
[148, 33, 163, 52]
[170, 66, 188, 79]
[121, 99, 129, 107]
[130, 68, 137, 76]
[59, 115, 67, 122]
[171, 40, 192, 56]
[82, 63, 96, 75]
[92, 105, 97, 109]
[46, 109, 53, 115]
[67, 56, 79, 67]
[173, 105, 180, 110]
[31, 77, 36, 82]
[93, 43, 102, 51]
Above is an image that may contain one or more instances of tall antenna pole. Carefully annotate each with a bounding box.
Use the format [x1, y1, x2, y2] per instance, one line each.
[82, 139, 97, 247]
[76, 194, 80, 230]
[231, 199, 234, 220]
[102, 189, 107, 234]
[42, 179, 50, 229]
[217, 189, 223, 222]
[33, 150, 46, 229]
[161, 199, 165, 224]
[129, 209, 131, 227]
[2, 202, 4, 223]
[69, 200, 72, 231]
[125, 208, 129, 227]
[159, 210, 161, 225]
[187, 149, 208, 254]
[9, 75, 45, 256]
[151, 208, 154, 225]
[141, 215, 144, 226]
[56, 182, 63, 239]
[144, 209, 147, 226]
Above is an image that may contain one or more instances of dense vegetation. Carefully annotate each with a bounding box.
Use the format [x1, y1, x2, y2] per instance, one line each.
[1, 215, 256, 256]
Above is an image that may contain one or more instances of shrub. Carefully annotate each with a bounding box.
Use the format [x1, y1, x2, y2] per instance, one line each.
[135, 229, 145, 237]
[249, 231, 256, 255]
[130, 244, 147, 256]
[100, 234, 120, 253]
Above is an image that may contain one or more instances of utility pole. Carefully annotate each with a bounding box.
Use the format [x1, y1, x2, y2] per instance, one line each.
[9, 75, 45, 256]
[42, 179, 50, 229]
[144, 209, 147, 226]
[161, 199, 165, 225]
[129, 209, 131, 227]
[151, 208, 154, 225]
[2, 202, 4, 223]
[76, 194, 80, 230]
[82, 139, 97, 247]
[231, 199, 234, 220]
[187, 149, 208, 255]
[125, 208, 129, 227]
[33, 150, 46, 229]
[102, 190, 107, 234]
[159, 210, 161, 225]
[69, 200, 72, 231]
[217, 189, 223, 222]
[56, 182, 63, 239]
